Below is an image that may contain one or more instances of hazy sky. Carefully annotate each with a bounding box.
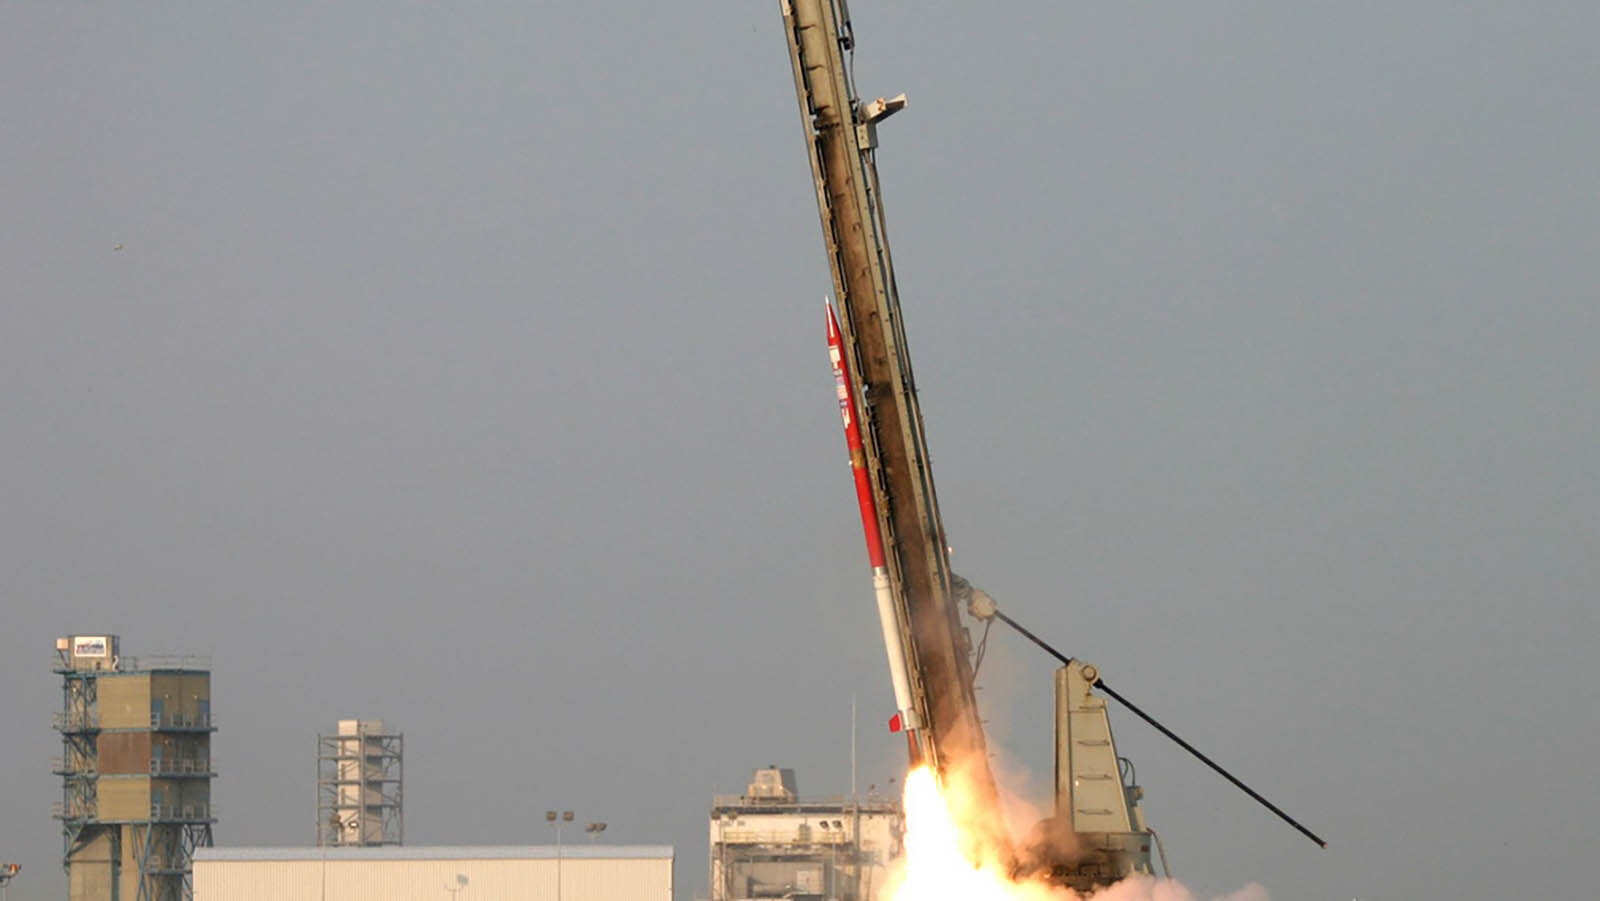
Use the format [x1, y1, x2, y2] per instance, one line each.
[3, 3, 1596, 900]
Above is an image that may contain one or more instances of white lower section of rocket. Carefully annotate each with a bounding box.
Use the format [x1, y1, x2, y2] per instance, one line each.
[872, 568, 920, 731]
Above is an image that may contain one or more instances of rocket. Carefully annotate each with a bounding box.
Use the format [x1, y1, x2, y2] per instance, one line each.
[826, 301, 922, 743]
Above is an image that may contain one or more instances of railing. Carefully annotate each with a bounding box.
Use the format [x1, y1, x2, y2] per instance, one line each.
[51, 655, 116, 673]
[149, 757, 216, 776]
[711, 793, 900, 810]
[51, 653, 211, 673]
[51, 757, 98, 776]
[51, 711, 100, 732]
[150, 802, 217, 822]
[50, 756, 216, 776]
[150, 711, 217, 731]
[51, 801, 95, 820]
[120, 654, 212, 671]
[52, 800, 221, 823]
[715, 829, 865, 846]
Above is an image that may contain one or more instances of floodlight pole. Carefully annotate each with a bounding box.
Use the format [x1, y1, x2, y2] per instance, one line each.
[546, 810, 574, 901]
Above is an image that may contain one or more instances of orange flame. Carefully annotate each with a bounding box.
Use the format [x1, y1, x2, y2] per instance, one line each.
[887, 766, 1266, 901]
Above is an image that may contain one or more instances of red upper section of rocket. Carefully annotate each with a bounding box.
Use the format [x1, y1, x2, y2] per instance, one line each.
[827, 302, 889, 570]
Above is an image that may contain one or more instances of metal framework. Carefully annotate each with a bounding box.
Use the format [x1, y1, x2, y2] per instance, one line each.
[316, 721, 403, 847]
[779, 0, 1006, 853]
[53, 669, 102, 875]
[53, 638, 215, 901]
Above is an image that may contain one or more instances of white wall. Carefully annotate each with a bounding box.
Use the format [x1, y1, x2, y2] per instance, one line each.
[194, 851, 672, 901]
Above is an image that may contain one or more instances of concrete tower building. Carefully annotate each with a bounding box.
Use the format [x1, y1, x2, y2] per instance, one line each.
[53, 635, 216, 901]
[316, 719, 403, 847]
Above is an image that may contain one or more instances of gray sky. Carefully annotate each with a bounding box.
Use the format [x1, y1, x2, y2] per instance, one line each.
[3, 2, 1596, 899]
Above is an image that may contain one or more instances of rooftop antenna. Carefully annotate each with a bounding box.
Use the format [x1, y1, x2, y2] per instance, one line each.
[850, 693, 858, 801]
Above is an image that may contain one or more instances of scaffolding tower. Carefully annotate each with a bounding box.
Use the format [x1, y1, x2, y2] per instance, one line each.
[53, 635, 216, 901]
[316, 719, 403, 847]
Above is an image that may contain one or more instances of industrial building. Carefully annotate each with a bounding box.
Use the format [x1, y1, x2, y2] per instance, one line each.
[710, 768, 901, 901]
[191, 845, 673, 901]
[53, 634, 216, 901]
[316, 719, 403, 846]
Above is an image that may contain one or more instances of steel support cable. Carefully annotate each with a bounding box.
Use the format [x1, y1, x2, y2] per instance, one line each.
[987, 608, 1328, 849]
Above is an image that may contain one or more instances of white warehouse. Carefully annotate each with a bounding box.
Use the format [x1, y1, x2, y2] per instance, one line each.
[192, 845, 673, 901]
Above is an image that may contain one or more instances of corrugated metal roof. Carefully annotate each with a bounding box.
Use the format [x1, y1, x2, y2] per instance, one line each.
[195, 845, 672, 862]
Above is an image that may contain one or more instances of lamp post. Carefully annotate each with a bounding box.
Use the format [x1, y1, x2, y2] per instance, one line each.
[546, 810, 574, 901]
[585, 822, 607, 843]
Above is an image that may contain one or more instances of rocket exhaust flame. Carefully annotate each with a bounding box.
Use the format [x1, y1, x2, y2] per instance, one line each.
[890, 766, 1269, 901]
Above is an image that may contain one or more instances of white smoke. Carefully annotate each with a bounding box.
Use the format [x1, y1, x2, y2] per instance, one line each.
[1080, 874, 1269, 901]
